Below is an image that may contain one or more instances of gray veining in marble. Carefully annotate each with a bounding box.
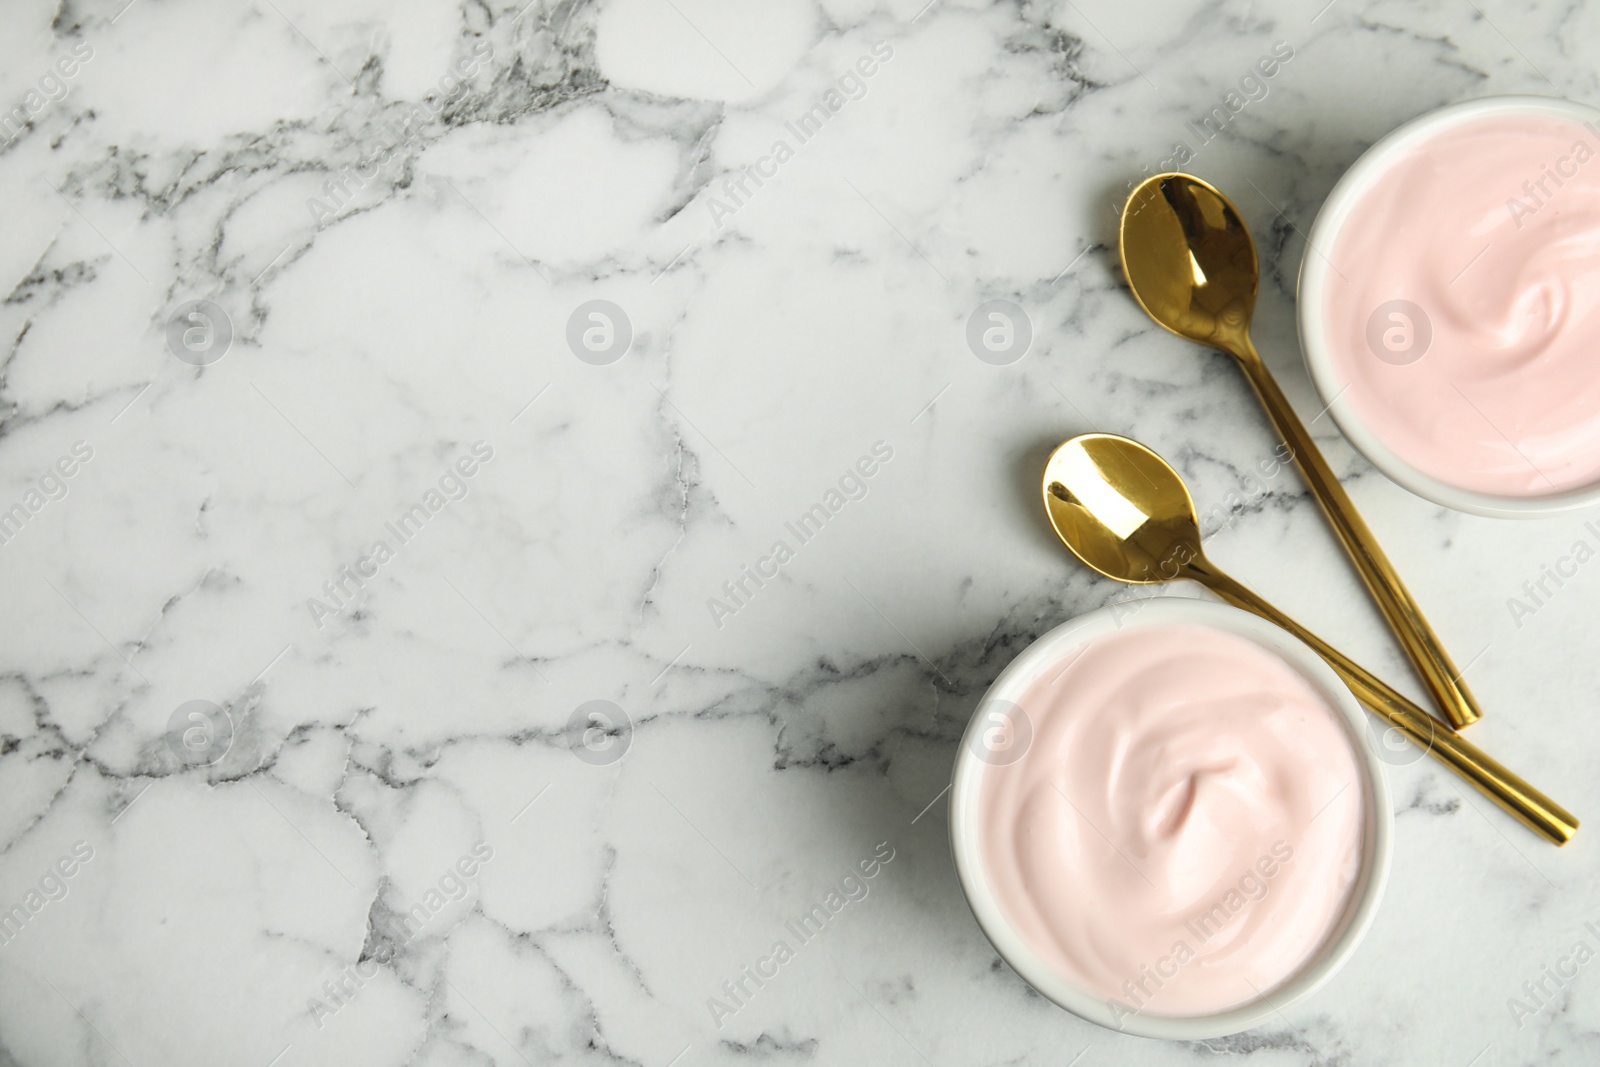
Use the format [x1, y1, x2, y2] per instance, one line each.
[0, 0, 1596, 1064]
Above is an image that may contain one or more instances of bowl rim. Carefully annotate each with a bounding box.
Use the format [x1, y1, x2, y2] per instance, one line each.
[1297, 93, 1600, 518]
[948, 596, 1394, 1041]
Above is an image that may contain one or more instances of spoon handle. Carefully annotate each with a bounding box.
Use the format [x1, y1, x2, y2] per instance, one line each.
[1233, 341, 1484, 731]
[1190, 560, 1578, 846]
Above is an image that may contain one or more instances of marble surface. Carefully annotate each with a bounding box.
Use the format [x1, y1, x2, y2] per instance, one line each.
[1, 0, 1597, 1063]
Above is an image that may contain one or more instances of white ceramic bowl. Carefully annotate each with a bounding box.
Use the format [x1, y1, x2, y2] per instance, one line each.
[1298, 94, 1600, 518]
[949, 597, 1392, 1041]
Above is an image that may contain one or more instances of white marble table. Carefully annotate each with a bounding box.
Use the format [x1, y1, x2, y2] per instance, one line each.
[0, 0, 1596, 1063]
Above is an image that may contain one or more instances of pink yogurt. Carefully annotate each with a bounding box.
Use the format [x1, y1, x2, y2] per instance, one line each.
[1321, 113, 1600, 496]
[976, 624, 1364, 1017]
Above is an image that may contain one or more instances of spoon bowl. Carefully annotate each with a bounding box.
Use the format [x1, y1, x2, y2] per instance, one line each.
[1121, 175, 1259, 353]
[1042, 433, 1198, 584]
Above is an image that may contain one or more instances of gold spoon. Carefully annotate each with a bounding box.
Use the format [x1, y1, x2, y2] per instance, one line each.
[1119, 173, 1483, 731]
[1041, 432, 1577, 846]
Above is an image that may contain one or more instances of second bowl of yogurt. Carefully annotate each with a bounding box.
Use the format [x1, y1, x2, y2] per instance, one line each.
[1300, 95, 1600, 517]
[950, 597, 1391, 1040]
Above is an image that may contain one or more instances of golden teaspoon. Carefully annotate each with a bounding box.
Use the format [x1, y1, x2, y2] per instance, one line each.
[1041, 432, 1576, 846]
[1119, 173, 1483, 731]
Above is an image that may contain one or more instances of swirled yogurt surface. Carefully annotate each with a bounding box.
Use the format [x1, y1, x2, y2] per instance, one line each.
[1322, 112, 1600, 496]
[977, 624, 1364, 1017]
